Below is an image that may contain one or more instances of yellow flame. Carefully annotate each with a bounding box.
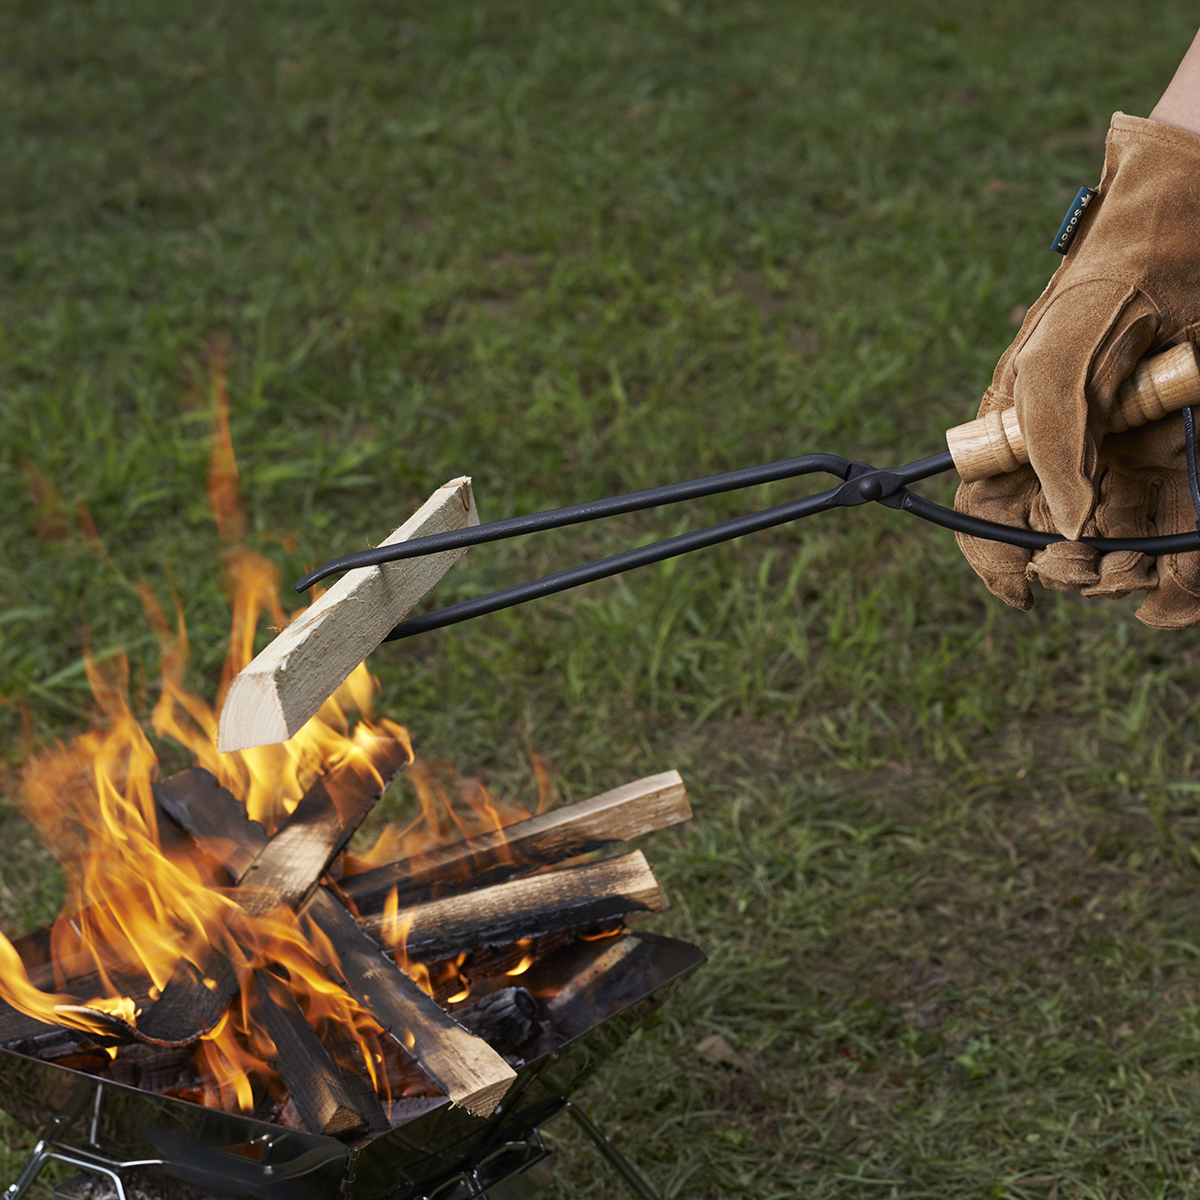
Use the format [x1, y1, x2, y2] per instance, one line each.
[505, 940, 535, 977]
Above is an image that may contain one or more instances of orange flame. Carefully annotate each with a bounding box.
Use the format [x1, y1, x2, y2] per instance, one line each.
[1, 345, 549, 1118]
[505, 940, 535, 977]
[343, 759, 533, 886]
[205, 337, 246, 544]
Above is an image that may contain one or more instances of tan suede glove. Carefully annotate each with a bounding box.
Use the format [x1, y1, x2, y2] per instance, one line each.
[955, 113, 1200, 628]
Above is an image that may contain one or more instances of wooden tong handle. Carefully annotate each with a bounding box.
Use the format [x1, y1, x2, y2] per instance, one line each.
[946, 341, 1200, 483]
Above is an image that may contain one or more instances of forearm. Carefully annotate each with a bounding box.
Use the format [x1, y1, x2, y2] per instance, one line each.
[1149, 27, 1200, 135]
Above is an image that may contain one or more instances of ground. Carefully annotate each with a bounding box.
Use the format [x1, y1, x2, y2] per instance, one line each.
[5, 1, 1200, 1196]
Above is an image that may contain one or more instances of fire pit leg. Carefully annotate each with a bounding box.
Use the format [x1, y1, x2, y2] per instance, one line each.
[2, 1082, 166, 1200]
[564, 1102, 662, 1200]
[3, 1080, 92, 1200]
[3, 1080, 91, 1200]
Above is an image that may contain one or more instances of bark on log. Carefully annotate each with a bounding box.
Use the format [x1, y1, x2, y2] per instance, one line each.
[342, 770, 690, 914]
[217, 478, 478, 752]
[361, 850, 666, 963]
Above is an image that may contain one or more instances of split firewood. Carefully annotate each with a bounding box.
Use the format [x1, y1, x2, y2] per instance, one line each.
[361, 850, 667, 963]
[25, 742, 677, 997]
[157, 767, 517, 1117]
[249, 968, 386, 1138]
[129, 738, 412, 1046]
[343, 770, 690, 914]
[154, 767, 268, 878]
[304, 889, 515, 1117]
[0, 1001, 116, 1061]
[217, 477, 479, 753]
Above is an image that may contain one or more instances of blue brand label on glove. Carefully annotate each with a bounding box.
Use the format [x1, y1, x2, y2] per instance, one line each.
[1051, 186, 1098, 254]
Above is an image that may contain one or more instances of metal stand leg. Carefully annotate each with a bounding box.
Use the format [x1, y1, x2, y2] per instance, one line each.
[564, 1103, 661, 1200]
[3, 1082, 164, 1200]
[4, 1081, 94, 1200]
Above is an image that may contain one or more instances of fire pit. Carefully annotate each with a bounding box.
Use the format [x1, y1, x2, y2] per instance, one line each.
[0, 927, 701, 1200]
[0, 753, 701, 1199]
[0, 390, 704, 1198]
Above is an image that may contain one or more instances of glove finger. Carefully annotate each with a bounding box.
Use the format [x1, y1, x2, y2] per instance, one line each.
[1136, 443, 1200, 629]
[1011, 280, 1157, 541]
[954, 469, 1036, 610]
[1072, 442, 1157, 597]
[1098, 414, 1200, 625]
[1081, 550, 1156, 598]
[1022, 488, 1099, 590]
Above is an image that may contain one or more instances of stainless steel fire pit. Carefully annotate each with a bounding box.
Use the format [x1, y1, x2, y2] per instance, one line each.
[1, 931, 704, 1200]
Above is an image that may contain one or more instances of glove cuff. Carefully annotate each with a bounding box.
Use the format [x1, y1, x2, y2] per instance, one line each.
[1110, 111, 1200, 161]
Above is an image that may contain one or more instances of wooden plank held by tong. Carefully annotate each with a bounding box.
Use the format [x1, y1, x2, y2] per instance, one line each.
[218, 477, 479, 753]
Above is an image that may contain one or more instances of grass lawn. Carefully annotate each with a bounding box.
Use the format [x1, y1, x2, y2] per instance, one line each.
[6, 0, 1200, 1195]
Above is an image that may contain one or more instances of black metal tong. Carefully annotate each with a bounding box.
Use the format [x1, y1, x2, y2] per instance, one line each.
[294, 430, 1200, 644]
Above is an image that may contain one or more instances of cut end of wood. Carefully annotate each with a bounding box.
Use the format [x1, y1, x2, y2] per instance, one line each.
[323, 1106, 370, 1138]
[416, 1025, 517, 1117]
[449, 1072, 515, 1118]
[622, 848, 669, 912]
[216, 663, 291, 753]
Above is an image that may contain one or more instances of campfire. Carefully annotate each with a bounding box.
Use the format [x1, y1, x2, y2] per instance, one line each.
[0, 355, 703, 1200]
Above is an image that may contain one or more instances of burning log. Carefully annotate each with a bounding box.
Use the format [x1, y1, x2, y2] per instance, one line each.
[0, 385, 705, 1168]
[3, 738, 674, 1138]
[131, 734, 413, 1046]
[366, 850, 667, 963]
[305, 889, 515, 1117]
[153, 767, 267, 877]
[217, 477, 479, 753]
[156, 766, 518, 1117]
[453, 987, 539, 1056]
[343, 770, 691, 912]
[0, 1002, 113, 1062]
[248, 968, 386, 1138]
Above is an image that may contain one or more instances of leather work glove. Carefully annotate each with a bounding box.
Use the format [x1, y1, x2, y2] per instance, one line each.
[955, 113, 1200, 628]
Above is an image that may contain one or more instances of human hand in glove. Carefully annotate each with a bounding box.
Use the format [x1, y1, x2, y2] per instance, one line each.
[955, 112, 1200, 628]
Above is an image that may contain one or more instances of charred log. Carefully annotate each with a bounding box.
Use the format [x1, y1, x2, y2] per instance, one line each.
[305, 887, 515, 1117]
[452, 988, 539, 1058]
[133, 740, 410, 1046]
[343, 771, 689, 914]
[153, 767, 516, 1118]
[362, 850, 666, 963]
[248, 969, 383, 1139]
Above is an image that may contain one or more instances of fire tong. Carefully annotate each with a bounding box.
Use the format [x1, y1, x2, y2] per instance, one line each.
[295, 343, 1200, 636]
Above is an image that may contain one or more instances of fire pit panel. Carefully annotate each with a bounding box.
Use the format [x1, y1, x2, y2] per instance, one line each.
[0, 931, 704, 1200]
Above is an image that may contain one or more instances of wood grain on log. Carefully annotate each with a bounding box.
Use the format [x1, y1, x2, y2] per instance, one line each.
[305, 888, 514, 1117]
[248, 968, 385, 1138]
[362, 850, 666, 963]
[217, 477, 478, 752]
[343, 770, 690, 914]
